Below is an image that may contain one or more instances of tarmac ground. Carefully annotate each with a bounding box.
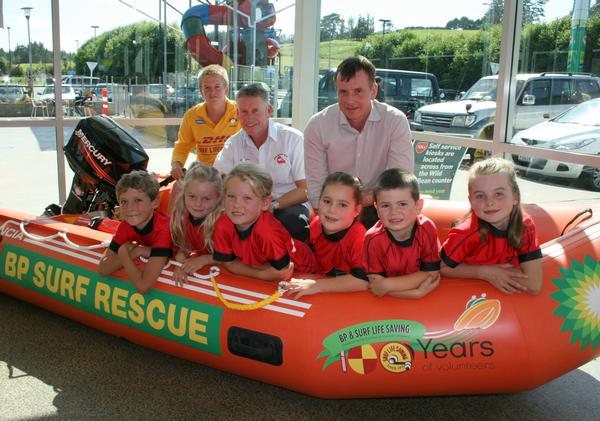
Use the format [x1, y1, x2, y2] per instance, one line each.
[0, 126, 599, 420]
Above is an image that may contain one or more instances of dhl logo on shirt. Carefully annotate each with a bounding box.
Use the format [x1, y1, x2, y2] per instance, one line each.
[199, 136, 230, 145]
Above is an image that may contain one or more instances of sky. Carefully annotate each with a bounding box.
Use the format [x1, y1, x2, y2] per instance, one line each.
[0, 0, 574, 54]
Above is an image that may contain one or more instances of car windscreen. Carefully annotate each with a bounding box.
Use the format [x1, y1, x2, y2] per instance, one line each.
[463, 78, 498, 101]
[554, 100, 600, 126]
[0, 87, 22, 95]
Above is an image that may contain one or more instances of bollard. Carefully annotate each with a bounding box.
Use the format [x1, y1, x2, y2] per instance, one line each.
[102, 88, 108, 115]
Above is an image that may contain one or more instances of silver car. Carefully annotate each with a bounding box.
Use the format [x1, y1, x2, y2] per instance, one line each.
[511, 98, 600, 191]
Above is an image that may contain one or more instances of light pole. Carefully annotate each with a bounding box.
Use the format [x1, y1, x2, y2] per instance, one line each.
[22, 7, 33, 93]
[379, 18, 391, 68]
[6, 27, 11, 75]
[76, 39, 79, 51]
[91, 25, 99, 38]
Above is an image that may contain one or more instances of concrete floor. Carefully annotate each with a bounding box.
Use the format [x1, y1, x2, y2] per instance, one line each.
[1, 125, 599, 419]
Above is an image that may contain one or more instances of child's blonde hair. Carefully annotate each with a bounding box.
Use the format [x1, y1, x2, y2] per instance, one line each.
[116, 170, 159, 201]
[170, 162, 223, 254]
[224, 163, 273, 199]
[468, 157, 523, 248]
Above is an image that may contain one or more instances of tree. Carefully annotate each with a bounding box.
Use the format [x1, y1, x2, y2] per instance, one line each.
[74, 21, 187, 82]
[592, 0, 600, 16]
[483, 0, 549, 26]
[352, 14, 375, 39]
[346, 16, 356, 39]
[446, 16, 482, 30]
[320, 13, 344, 41]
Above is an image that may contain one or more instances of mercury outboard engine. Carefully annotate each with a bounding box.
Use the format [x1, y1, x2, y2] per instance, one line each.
[53, 115, 149, 216]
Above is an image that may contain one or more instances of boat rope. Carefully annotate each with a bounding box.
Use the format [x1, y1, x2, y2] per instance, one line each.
[20, 219, 110, 250]
[164, 260, 284, 311]
[208, 276, 283, 311]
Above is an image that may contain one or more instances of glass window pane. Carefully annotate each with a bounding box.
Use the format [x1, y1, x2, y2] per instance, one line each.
[0, 127, 62, 214]
[510, 0, 600, 193]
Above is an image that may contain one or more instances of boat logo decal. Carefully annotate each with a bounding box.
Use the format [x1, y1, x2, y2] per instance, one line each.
[346, 344, 378, 375]
[551, 256, 600, 350]
[0, 244, 224, 355]
[379, 342, 414, 373]
[318, 294, 501, 373]
[0, 221, 24, 241]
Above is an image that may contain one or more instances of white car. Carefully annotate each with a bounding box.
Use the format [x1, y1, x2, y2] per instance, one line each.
[511, 98, 600, 191]
[38, 84, 77, 102]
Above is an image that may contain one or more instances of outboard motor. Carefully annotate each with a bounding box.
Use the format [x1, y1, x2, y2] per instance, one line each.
[51, 115, 149, 216]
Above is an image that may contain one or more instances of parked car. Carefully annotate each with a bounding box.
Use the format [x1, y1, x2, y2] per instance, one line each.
[0, 84, 26, 102]
[511, 98, 600, 191]
[278, 68, 441, 120]
[38, 84, 77, 101]
[168, 86, 202, 107]
[411, 72, 600, 139]
[148, 83, 174, 100]
[61, 75, 103, 95]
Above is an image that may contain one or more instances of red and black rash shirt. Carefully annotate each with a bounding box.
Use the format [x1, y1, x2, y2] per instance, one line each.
[213, 211, 317, 272]
[363, 215, 441, 277]
[440, 213, 542, 268]
[182, 212, 209, 255]
[109, 210, 173, 258]
[309, 217, 368, 280]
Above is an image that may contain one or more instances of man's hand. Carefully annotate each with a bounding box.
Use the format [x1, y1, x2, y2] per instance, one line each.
[170, 161, 185, 180]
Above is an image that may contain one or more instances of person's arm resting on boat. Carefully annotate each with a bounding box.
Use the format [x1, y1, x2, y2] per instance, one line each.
[368, 271, 440, 299]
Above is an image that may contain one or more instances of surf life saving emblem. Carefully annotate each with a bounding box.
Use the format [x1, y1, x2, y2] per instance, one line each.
[551, 256, 600, 350]
[379, 342, 414, 373]
[318, 294, 502, 373]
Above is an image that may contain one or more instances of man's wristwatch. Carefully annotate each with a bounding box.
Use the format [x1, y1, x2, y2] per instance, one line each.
[271, 200, 280, 211]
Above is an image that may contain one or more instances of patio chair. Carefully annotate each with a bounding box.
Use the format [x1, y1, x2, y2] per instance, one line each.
[31, 97, 49, 117]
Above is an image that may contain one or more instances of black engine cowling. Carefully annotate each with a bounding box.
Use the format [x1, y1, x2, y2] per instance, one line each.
[59, 115, 149, 215]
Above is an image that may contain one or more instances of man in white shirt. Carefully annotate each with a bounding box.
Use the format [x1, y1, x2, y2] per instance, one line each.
[214, 83, 309, 241]
[304, 56, 414, 228]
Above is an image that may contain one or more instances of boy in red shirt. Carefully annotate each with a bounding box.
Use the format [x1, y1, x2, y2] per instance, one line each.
[98, 170, 172, 294]
[364, 168, 440, 299]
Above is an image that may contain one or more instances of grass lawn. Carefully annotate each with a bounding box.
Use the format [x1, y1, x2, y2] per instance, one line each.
[279, 39, 362, 71]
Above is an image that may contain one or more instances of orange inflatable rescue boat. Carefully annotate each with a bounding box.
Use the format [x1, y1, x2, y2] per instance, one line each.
[0, 198, 598, 399]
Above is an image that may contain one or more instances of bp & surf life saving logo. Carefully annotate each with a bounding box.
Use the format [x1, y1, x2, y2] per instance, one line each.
[317, 294, 502, 374]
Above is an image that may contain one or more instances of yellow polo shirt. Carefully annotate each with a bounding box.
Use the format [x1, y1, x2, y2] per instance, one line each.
[172, 98, 240, 166]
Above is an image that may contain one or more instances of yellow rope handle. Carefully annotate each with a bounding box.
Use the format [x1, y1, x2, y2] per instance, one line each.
[209, 276, 283, 311]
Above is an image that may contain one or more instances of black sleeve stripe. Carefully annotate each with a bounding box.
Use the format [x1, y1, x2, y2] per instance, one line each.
[150, 248, 173, 258]
[213, 251, 237, 262]
[108, 239, 120, 253]
[326, 268, 347, 277]
[351, 268, 369, 281]
[421, 260, 441, 271]
[518, 248, 542, 263]
[268, 254, 291, 270]
[367, 271, 387, 277]
[440, 249, 459, 268]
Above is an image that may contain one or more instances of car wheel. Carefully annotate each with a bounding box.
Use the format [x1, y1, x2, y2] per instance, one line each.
[582, 166, 600, 192]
